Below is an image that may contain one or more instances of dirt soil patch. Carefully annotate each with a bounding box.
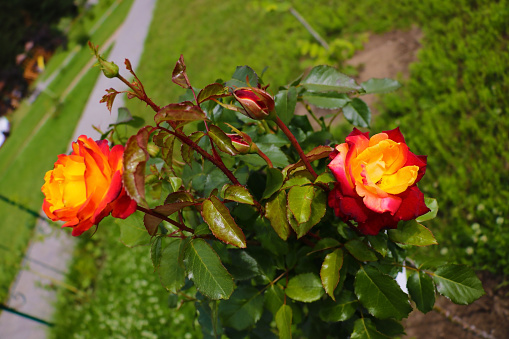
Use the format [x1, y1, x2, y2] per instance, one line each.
[404, 271, 509, 339]
[345, 26, 422, 113]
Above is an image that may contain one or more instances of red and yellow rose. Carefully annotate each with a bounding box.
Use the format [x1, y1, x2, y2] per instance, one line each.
[328, 128, 429, 235]
[42, 135, 137, 236]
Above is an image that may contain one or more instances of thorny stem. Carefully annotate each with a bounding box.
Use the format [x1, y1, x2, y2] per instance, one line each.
[136, 205, 194, 234]
[159, 126, 241, 185]
[117, 74, 161, 113]
[274, 116, 318, 179]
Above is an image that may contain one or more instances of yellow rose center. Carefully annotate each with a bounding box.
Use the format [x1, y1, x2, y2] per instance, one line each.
[351, 135, 418, 195]
[48, 156, 88, 211]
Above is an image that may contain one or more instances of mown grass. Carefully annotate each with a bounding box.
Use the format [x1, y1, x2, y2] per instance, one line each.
[50, 219, 200, 339]
[0, 0, 134, 302]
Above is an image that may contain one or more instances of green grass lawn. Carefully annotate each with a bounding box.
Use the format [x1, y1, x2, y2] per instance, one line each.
[0, 0, 134, 302]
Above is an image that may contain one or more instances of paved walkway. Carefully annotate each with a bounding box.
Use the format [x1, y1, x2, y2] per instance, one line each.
[0, 0, 156, 338]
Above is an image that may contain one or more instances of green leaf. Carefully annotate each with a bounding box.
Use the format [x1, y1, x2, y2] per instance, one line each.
[287, 185, 314, 224]
[113, 107, 133, 125]
[343, 98, 371, 128]
[197, 83, 230, 103]
[355, 265, 412, 320]
[202, 196, 246, 248]
[320, 249, 344, 300]
[416, 197, 438, 222]
[276, 305, 292, 339]
[183, 238, 234, 300]
[302, 91, 350, 109]
[388, 220, 437, 246]
[372, 318, 405, 337]
[155, 101, 208, 125]
[158, 238, 187, 293]
[208, 124, 237, 155]
[281, 176, 312, 190]
[172, 54, 190, 88]
[367, 234, 388, 257]
[314, 172, 335, 185]
[345, 239, 378, 262]
[274, 87, 297, 125]
[169, 177, 183, 192]
[225, 65, 259, 88]
[196, 300, 223, 339]
[117, 211, 150, 247]
[301, 65, 361, 92]
[360, 78, 402, 94]
[351, 318, 389, 339]
[319, 290, 357, 322]
[151, 236, 163, 269]
[407, 271, 435, 313]
[265, 191, 291, 241]
[226, 250, 261, 281]
[289, 187, 327, 238]
[432, 264, 485, 305]
[262, 168, 284, 199]
[264, 285, 285, 316]
[123, 128, 150, 207]
[312, 238, 341, 253]
[219, 286, 264, 331]
[286, 273, 324, 303]
[222, 184, 255, 205]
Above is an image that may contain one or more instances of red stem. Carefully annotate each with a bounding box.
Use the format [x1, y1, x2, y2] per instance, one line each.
[136, 205, 194, 234]
[274, 116, 318, 178]
[160, 127, 241, 185]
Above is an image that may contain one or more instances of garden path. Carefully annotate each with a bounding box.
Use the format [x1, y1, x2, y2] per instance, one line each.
[0, 0, 156, 338]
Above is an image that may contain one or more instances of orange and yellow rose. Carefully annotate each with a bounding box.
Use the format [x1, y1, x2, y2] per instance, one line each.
[328, 128, 429, 235]
[42, 135, 137, 236]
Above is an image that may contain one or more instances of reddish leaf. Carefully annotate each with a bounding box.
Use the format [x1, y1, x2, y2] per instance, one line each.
[197, 83, 230, 104]
[154, 101, 208, 125]
[180, 131, 205, 166]
[123, 127, 150, 207]
[172, 54, 190, 89]
[100, 88, 119, 113]
[284, 145, 334, 176]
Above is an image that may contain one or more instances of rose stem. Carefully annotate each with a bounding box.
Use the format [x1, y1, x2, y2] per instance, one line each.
[257, 149, 273, 168]
[274, 116, 318, 179]
[160, 127, 241, 185]
[136, 205, 194, 234]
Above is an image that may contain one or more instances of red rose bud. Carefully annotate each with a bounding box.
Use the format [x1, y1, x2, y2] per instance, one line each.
[233, 87, 275, 120]
[226, 134, 258, 154]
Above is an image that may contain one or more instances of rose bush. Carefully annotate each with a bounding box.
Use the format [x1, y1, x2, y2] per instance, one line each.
[42, 135, 136, 236]
[328, 127, 429, 235]
[44, 49, 485, 338]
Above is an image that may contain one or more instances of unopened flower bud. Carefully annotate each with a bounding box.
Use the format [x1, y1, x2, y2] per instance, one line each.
[99, 58, 119, 78]
[147, 143, 160, 157]
[233, 87, 275, 120]
[226, 134, 258, 154]
[89, 41, 119, 78]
